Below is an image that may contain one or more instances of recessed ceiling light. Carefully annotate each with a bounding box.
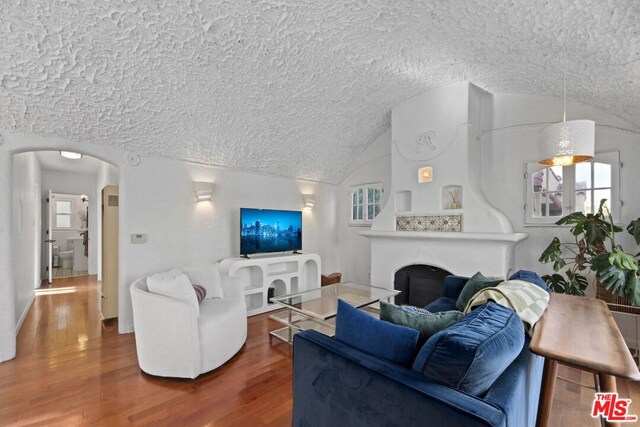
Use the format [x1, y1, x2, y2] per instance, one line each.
[60, 151, 82, 160]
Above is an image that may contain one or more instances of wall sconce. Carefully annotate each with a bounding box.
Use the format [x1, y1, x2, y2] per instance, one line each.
[418, 166, 433, 183]
[302, 194, 316, 211]
[193, 181, 215, 202]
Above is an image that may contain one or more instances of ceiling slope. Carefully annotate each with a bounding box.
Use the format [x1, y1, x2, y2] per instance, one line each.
[1, 0, 638, 183]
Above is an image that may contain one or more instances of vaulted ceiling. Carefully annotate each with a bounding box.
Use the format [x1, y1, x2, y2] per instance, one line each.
[1, 1, 638, 183]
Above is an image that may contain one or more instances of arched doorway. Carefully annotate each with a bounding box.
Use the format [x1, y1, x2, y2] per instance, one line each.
[0, 132, 128, 361]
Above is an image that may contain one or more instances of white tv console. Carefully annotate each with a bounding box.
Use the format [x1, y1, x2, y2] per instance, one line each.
[220, 253, 321, 316]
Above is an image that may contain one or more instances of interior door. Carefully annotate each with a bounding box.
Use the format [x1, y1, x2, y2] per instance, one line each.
[45, 190, 54, 284]
[101, 185, 119, 319]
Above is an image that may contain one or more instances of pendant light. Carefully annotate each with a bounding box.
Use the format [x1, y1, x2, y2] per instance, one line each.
[539, 62, 594, 166]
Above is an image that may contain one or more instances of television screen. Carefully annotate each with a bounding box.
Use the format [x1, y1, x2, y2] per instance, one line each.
[240, 208, 302, 255]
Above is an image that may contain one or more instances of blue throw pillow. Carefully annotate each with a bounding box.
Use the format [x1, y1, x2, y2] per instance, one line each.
[412, 302, 524, 396]
[509, 270, 551, 292]
[335, 299, 419, 367]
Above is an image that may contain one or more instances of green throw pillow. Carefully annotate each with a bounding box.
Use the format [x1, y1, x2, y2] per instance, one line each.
[456, 272, 503, 311]
[380, 301, 463, 346]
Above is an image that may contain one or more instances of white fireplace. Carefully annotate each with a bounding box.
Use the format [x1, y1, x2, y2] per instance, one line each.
[362, 82, 527, 288]
[362, 230, 527, 289]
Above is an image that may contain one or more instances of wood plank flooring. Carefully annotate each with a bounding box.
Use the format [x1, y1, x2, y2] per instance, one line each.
[1, 275, 638, 426]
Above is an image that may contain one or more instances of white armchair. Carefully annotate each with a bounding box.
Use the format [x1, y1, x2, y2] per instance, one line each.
[130, 262, 247, 379]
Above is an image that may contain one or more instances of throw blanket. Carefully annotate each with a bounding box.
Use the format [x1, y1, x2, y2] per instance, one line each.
[464, 280, 550, 336]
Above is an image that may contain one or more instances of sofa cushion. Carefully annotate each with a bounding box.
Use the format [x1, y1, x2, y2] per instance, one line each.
[147, 271, 199, 317]
[456, 272, 503, 311]
[509, 270, 551, 293]
[335, 299, 419, 367]
[182, 262, 224, 299]
[380, 301, 463, 346]
[412, 302, 525, 396]
[424, 296, 458, 313]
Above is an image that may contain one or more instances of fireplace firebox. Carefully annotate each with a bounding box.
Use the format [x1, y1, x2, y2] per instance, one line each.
[394, 265, 452, 307]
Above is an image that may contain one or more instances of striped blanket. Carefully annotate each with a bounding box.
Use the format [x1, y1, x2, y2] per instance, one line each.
[464, 280, 550, 336]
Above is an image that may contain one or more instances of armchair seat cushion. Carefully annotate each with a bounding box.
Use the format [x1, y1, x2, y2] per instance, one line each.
[198, 297, 247, 373]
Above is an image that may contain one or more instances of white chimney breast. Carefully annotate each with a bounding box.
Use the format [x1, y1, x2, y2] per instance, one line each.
[363, 82, 527, 287]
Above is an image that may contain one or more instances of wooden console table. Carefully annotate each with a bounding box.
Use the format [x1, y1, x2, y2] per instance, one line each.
[530, 293, 640, 427]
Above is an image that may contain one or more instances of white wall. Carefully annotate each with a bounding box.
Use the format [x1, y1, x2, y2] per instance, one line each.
[11, 152, 42, 331]
[337, 130, 391, 284]
[41, 170, 98, 276]
[481, 93, 640, 344]
[0, 132, 342, 360]
[95, 162, 119, 281]
[118, 156, 338, 332]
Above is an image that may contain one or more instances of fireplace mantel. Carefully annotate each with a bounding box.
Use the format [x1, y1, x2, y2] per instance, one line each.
[361, 230, 528, 288]
[360, 230, 527, 243]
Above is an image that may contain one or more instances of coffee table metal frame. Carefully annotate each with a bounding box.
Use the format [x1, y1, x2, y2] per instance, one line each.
[268, 282, 399, 344]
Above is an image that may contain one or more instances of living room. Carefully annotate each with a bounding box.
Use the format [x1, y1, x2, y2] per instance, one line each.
[1, 1, 640, 426]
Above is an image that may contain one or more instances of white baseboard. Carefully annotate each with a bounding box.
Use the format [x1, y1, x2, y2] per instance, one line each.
[0, 349, 17, 363]
[15, 294, 35, 334]
[118, 323, 134, 334]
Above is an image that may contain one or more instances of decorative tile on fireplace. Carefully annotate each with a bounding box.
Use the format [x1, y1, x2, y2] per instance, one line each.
[396, 215, 462, 232]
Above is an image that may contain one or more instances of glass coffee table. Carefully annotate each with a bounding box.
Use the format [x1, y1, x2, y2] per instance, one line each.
[268, 282, 400, 344]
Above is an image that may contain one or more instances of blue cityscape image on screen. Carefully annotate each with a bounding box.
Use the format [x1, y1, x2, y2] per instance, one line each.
[240, 208, 302, 255]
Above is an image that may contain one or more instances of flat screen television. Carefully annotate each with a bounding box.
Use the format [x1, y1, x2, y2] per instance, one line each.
[240, 208, 302, 256]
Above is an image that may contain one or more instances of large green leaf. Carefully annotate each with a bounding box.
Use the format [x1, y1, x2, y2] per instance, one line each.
[596, 265, 627, 295]
[565, 270, 589, 296]
[556, 212, 589, 239]
[555, 211, 586, 226]
[627, 218, 640, 246]
[609, 249, 638, 271]
[538, 237, 566, 271]
[542, 273, 568, 294]
[583, 217, 611, 247]
[590, 252, 612, 271]
[624, 273, 640, 306]
[596, 198, 608, 217]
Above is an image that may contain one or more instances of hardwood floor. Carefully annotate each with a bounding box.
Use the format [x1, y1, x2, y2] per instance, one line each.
[1, 276, 293, 426]
[1, 275, 638, 426]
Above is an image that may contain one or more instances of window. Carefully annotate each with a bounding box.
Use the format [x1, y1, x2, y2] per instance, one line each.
[350, 183, 383, 226]
[525, 152, 620, 224]
[55, 200, 73, 228]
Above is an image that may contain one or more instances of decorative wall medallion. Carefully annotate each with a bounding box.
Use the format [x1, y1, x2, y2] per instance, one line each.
[396, 215, 462, 232]
[415, 131, 436, 153]
[125, 152, 141, 166]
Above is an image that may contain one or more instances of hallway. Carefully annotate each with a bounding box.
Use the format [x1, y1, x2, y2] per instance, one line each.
[19, 276, 105, 356]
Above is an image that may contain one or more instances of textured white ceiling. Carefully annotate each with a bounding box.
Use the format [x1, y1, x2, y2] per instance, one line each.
[36, 151, 104, 175]
[1, 1, 638, 183]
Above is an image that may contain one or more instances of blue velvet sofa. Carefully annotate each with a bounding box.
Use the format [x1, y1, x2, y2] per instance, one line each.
[292, 275, 545, 427]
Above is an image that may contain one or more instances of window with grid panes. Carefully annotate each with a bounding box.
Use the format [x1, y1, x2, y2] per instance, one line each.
[350, 183, 383, 226]
[525, 152, 620, 224]
[55, 199, 73, 228]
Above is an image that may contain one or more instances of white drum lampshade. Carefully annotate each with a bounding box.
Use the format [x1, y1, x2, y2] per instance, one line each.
[539, 119, 595, 166]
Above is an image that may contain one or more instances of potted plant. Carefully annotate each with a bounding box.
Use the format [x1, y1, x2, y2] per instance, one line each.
[539, 199, 640, 306]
